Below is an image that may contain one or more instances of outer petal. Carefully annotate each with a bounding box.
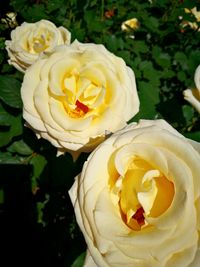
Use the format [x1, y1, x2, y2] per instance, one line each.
[183, 88, 200, 113]
[183, 64, 200, 113]
[194, 65, 200, 91]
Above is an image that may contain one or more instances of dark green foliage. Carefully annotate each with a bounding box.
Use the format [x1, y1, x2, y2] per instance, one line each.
[0, 0, 200, 266]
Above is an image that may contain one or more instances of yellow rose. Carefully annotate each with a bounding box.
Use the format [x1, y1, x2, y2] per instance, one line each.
[69, 119, 200, 266]
[5, 19, 71, 72]
[181, 7, 200, 31]
[121, 18, 139, 32]
[21, 40, 139, 157]
[183, 65, 200, 113]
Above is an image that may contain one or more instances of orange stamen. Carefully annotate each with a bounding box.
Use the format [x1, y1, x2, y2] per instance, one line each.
[75, 100, 89, 114]
[132, 207, 145, 226]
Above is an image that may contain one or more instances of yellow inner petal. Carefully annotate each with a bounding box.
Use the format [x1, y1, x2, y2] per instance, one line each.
[150, 175, 175, 217]
[120, 168, 144, 216]
[109, 157, 175, 231]
[27, 28, 53, 54]
[60, 72, 106, 118]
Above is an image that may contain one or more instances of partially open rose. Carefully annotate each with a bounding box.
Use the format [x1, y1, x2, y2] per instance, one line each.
[69, 119, 200, 266]
[21, 40, 139, 157]
[121, 18, 139, 32]
[183, 65, 200, 113]
[5, 19, 71, 72]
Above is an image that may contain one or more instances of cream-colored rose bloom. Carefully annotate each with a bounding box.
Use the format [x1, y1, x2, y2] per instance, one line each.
[21, 40, 139, 157]
[183, 65, 200, 113]
[69, 119, 200, 267]
[5, 19, 71, 72]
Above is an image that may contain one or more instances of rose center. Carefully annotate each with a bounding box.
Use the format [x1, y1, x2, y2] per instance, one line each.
[33, 35, 48, 53]
[27, 29, 53, 54]
[109, 158, 175, 231]
[68, 99, 89, 118]
[62, 73, 105, 118]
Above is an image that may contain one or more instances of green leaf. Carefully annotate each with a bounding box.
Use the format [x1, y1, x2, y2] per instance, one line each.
[184, 131, 200, 142]
[143, 16, 159, 32]
[0, 189, 4, 204]
[0, 51, 4, 64]
[71, 252, 86, 267]
[7, 140, 33, 155]
[21, 4, 49, 21]
[131, 81, 159, 121]
[84, 10, 104, 33]
[10, 0, 28, 12]
[0, 151, 24, 163]
[46, 0, 65, 13]
[157, 54, 171, 68]
[104, 35, 117, 52]
[152, 46, 171, 68]
[182, 105, 194, 124]
[0, 131, 12, 148]
[133, 40, 149, 54]
[174, 52, 188, 70]
[177, 71, 187, 81]
[187, 50, 200, 75]
[182, 0, 197, 9]
[0, 114, 23, 147]
[36, 194, 50, 226]
[174, 52, 187, 63]
[30, 154, 47, 179]
[0, 102, 11, 126]
[0, 76, 22, 109]
[161, 69, 175, 79]
[138, 61, 161, 86]
[10, 114, 23, 136]
[1, 64, 14, 74]
[30, 154, 47, 192]
[0, 37, 5, 50]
